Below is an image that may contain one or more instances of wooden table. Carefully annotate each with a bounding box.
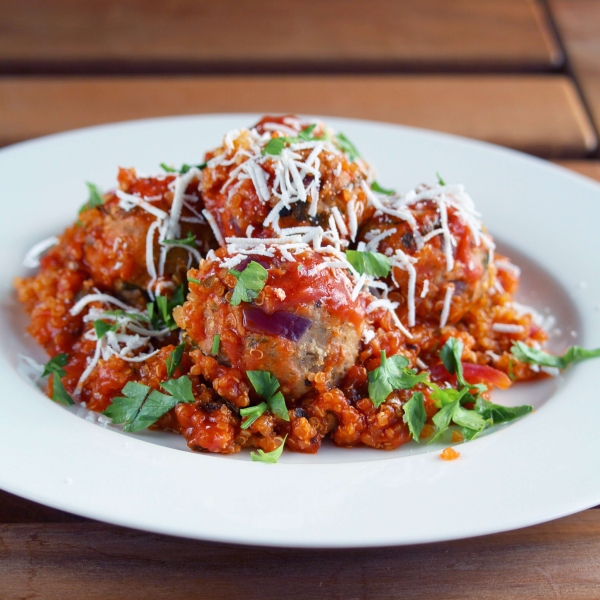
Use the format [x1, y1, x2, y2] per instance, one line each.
[2, 1, 600, 597]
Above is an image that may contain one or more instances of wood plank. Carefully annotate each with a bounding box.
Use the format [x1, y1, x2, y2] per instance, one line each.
[0, 490, 88, 523]
[555, 159, 600, 182]
[0, 0, 562, 73]
[549, 1, 600, 141]
[0, 75, 595, 158]
[1, 512, 600, 599]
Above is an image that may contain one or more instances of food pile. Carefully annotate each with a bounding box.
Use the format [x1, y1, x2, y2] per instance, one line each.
[16, 115, 596, 462]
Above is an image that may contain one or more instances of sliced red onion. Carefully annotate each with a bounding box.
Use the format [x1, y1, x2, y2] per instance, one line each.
[243, 306, 311, 342]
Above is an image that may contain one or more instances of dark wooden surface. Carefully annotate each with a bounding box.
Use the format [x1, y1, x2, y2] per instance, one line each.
[2, 1, 600, 598]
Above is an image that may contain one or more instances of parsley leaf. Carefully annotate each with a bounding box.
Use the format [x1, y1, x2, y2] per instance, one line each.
[160, 162, 206, 174]
[94, 320, 119, 339]
[247, 371, 280, 399]
[371, 181, 395, 196]
[246, 370, 290, 422]
[160, 376, 195, 404]
[239, 402, 268, 429]
[42, 354, 69, 378]
[52, 375, 75, 406]
[511, 341, 600, 369]
[103, 381, 150, 428]
[436, 172, 446, 186]
[345, 250, 391, 278]
[103, 376, 195, 433]
[188, 276, 201, 285]
[335, 133, 360, 161]
[440, 337, 468, 388]
[42, 354, 74, 406]
[79, 182, 104, 214]
[263, 137, 287, 156]
[262, 125, 319, 156]
[166, 343, 185, 378]
[474, 397, 532, 424]
[402, 392, 427, 442]
[251, 435, 288, 464]
[149, 284, 185, 330]
[368, 351, 428, 408]
[228, 261, 268, 306]
[162, 231, 197, 248]
[211, 334, 221, 356]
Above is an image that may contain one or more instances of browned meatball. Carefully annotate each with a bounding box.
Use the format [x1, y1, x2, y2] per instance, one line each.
[60, 167, 217, 305]
[358, 193, 494, 327]
[201, 115, 374, 241]
[174, 244, 366, 400]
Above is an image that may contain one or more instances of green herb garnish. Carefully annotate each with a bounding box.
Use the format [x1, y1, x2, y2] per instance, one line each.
[371, 181, 395, 196]
[262, 124, 318, 156]
[368, 350, 428, 408]
[239, 402, 268, 429]
[245, 370, 290, 424]
[102, 376, 195, 432]
[148, 284, 185, 330]
[93, 320, 119, 339]
[42, 354, 69, 378]
[162, 231, 197, 248]
[79, 182, 104, 214]
[335, 133, 360, 161]
[43, 354, 74, 406]
[228, 261, 268, 306]
[436, 172, 446, 186]
[166, 343, 185, 378]
[439, 337, 468, 388]
[188, 276, 201, 285]
[211, 334, 221, 356]
[160, 162, 206, 174]
[511, 341, 600, 369]
[474, 397, 532, 425]
[402, 391, 427, 441]
[345, 250, 391, 278]
[251, 435, 288, 464]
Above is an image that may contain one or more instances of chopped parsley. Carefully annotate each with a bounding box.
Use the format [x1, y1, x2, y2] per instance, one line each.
[93, 320, 119, 339]
[262, 124, 318, 156]
[511, 341, 600, 369]
[102, 376, 195, 432]
[239, 402, 268, 429]
[166, 343, 185, 378]
[368, 350, 428, 408]
[188, 276, 201, 285]
[371, 181, 395, 196]
[228, 261, 268, 306]
[79, 182, 104, 214]
[162, 231, 197, 248]
[43, 354, 74, 406]
[211, 334, 221, 356]
[42, 354, 69, 378]
[474, 397, 532, 425]
[335, 132, 360, 161]
[148, 284, 185, 330]
[102, 309, 150, 323]
[402, 392, 427, 441]
[439, 337, 468, 388]
[436, 172, 446, 186]
[160, 162, 207, 174]
[245, 370, 290, 424]
[345, 250, 391, 278]
[251, 435, 288, 464]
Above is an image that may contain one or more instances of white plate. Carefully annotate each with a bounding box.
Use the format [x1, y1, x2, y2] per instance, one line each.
[1, 114, 600, 548]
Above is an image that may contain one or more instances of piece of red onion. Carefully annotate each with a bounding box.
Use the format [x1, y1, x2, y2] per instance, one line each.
[243, 306, 312, 342]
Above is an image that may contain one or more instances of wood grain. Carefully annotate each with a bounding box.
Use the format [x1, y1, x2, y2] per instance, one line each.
[549, 1, 600, 142]
[1, 512, 600, 599]
[0, 0, 562, 73]
[0, 75, 595, 157]
[556, 159, 600, 181]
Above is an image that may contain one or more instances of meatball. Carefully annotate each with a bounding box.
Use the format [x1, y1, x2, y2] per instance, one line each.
[201, 115, 374, 241]
[174, 244, 366, 400]
[35, 167, 216, 309]
[358, 192, 494, 326]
